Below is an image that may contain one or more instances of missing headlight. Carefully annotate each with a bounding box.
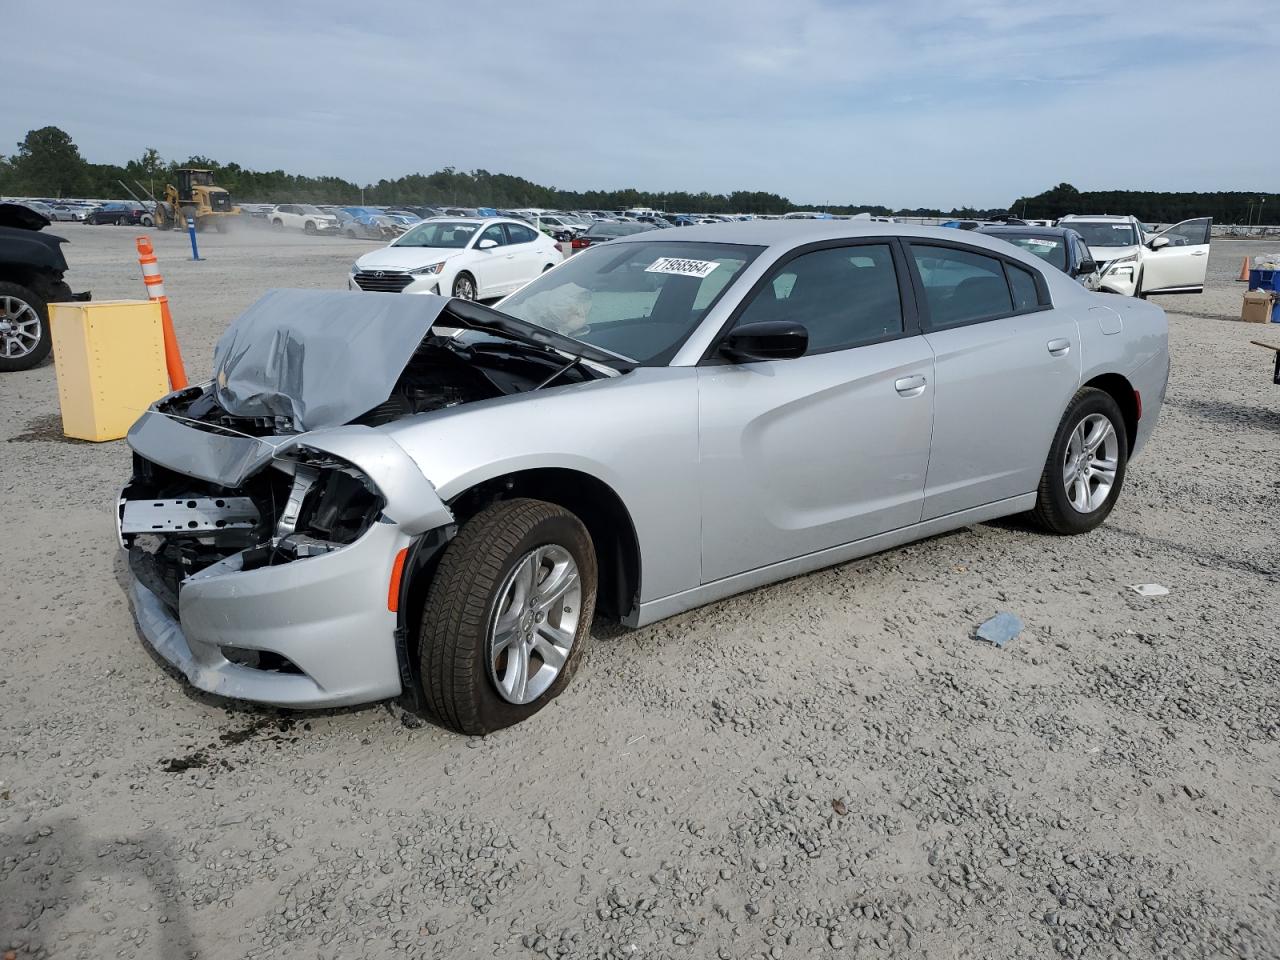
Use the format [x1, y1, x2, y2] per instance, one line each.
[294, 463, 384, 545]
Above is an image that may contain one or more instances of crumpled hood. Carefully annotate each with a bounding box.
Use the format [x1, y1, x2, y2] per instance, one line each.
[355, 246, 459, 270]
[212, 288, 450, 431]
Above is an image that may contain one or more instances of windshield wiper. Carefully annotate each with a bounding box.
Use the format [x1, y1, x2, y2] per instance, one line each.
[443, 299, 637, 371]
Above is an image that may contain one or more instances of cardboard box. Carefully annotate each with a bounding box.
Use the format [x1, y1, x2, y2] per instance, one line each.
[1242, 290, 1275, 324]
[49, 300, 170, 441]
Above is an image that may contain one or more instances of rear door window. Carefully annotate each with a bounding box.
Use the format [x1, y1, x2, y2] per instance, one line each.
[909, 245, 1014, 328]
[505, 223, 537, 244]
[1006, 263, 1041, 311]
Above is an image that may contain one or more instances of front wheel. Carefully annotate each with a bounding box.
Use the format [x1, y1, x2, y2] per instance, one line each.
[0, 282, 52, 372]
[452, 272, 477, 300]
[1030, 387, 1129, 535]
[304, 221, 317, 235]
[419, 499, 597, 735]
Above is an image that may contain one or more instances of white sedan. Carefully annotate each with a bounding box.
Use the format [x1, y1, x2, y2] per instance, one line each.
[349, 218, 563, 300]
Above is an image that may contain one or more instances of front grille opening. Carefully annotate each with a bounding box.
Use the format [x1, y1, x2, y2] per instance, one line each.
[220, 646, 304, 674]
[353, 270, 413, 293]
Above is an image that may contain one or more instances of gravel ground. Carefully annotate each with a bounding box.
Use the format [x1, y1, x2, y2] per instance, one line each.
[2, 225, 1278, 960]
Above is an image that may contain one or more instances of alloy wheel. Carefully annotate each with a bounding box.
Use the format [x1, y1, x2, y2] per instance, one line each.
[488, 544, 581, 705]
[0, 296, 42, 360]
[454, 276, 476, 300]
[1062, 413, 1119, 513]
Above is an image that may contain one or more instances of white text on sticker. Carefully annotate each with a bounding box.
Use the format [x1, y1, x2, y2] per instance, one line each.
[646, 257, 720, 279]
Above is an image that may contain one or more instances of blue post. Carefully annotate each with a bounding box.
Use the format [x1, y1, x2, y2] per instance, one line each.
[186, 217, 202, 261]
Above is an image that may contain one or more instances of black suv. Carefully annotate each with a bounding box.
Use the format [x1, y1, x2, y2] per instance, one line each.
[0, 203, 90, 371]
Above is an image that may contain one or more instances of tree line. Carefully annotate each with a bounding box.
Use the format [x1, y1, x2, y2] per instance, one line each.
[1011, 182, 1277, 225]
[2, 127, 1271, 222]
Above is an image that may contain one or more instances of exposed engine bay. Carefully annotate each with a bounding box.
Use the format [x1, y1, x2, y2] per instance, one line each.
[121, 290, 620, 616]
[153, 331, 602, 436]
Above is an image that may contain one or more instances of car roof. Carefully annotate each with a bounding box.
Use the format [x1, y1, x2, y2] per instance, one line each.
[607, 219, 1049, 256]
[979, 226, 1077, 238]
[419, 216, 529, 227]
[1057, 214, 1132, 222]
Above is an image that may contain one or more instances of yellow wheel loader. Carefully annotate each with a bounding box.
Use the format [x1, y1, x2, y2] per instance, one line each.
[155, 169, 240, 232]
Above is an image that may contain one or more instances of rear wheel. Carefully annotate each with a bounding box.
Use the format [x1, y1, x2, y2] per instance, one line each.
[1030, 387, 1128, 535]
[271, 219, 284, 231]
[0, 282, 52, 372]
[419, 499, 597, 735]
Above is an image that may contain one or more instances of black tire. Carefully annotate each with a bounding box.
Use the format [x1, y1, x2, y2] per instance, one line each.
[345, 229, 356, 239]
[452, 272, 477, 300]
[0, 281, 52, 372]
[140, 214, 154, 227]
[303, 221, 317, 235]
[1030, 387, 1129, 535]
[419, 499, 597, 735]
[542, 263, 555, 272]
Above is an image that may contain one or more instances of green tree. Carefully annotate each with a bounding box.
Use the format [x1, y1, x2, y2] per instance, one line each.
[8, 126, 91, 197]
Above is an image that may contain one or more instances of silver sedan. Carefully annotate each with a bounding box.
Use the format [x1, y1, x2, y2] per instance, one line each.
[119, 221, 1169, 733]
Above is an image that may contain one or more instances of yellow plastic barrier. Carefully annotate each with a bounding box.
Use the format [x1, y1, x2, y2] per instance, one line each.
[49, 300, 171, 441]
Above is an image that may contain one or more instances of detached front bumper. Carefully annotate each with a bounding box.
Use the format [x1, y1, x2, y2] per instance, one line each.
[128, 517, 407, 708]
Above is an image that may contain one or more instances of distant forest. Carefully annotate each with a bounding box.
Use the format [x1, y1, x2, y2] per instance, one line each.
[1, 126, 1274, 223]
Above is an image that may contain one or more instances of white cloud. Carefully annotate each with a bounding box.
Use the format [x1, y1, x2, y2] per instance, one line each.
[5, 0, 1277, 207]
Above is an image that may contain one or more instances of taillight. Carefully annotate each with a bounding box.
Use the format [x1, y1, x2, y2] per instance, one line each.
[571, 237, 589, 249]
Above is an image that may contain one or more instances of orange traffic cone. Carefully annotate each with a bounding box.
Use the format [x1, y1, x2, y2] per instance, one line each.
[1238, 257, 1250, 282]
[135, 236, 189, 390]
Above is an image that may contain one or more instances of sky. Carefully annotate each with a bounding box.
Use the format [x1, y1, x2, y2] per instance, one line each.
[7, 0, 1277, 209]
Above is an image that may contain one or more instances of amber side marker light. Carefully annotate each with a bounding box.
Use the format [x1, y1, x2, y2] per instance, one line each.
[388, 548, 409, 612]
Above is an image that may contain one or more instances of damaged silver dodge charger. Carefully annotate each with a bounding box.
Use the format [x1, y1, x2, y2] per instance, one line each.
[120, 222, 1169, 734]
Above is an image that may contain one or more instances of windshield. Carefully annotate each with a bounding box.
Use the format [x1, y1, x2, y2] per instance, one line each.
[394, 221, 480, 248]
[1001, 235, 1067, 270]
[1068, 222, 1137, 247]
[499, 240, 762, 365]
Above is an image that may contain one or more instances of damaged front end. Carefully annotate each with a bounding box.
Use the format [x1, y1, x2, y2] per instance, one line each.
[119, 425, 451, 708]
[119, 288, 624, 708]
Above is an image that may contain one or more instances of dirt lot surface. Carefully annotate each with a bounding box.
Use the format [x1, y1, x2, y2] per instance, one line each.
[3, 225, 1278, 959]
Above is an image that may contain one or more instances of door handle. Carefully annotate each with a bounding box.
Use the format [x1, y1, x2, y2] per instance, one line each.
[1191, 250, 1207, 256]
[894, 375, 927, 397]
[1047, 338, 1071, 357]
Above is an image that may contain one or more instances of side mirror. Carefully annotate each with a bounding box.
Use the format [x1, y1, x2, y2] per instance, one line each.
[720, 321, 809, 362]
[1149, 236, 1170, 251]
[477, 238, 498, 250]
[1077, 258, 1098, 275]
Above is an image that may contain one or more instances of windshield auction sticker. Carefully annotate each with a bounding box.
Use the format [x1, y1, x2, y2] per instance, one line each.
[646, 257, 720, 279]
